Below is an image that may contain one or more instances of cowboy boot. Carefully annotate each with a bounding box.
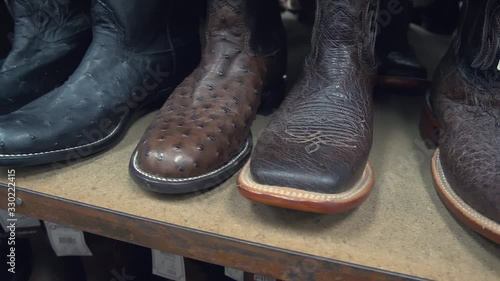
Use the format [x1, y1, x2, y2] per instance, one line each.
[376, 0, 428, 88]
[431, 0, 500, 243]
[0, 0, 201, 166]
[129, 0, 287, 193]
[0, 0, 92, 115]
[238, 0, 378, 213]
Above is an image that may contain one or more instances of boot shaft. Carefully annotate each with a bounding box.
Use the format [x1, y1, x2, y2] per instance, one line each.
[309, 0, 379, 68]
[454, 0, 500, 72]
[8, 0, 91, 45]
[91, 0, 201, 52]
[205, 0, 285, 56]
[3, 0, 92, 71]
[432, 0, 500, 119]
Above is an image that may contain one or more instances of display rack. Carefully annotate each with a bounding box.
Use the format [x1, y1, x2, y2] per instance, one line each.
[1, 95, 499, 281]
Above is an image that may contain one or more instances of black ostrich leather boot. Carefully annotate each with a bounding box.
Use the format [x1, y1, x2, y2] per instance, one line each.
[0, 0, 92, 115]
[0, 0, 201, 166]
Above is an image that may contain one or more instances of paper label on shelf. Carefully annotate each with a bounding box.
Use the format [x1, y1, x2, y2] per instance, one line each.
[224, 267, 244, 281]
[44, 221, 92, 257]
[0, 209, 40, 232]
[253, 275, 276, 281]
[151, 249, 186, 281]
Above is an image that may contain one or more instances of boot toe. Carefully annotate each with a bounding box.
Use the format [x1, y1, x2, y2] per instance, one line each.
[135, 136, 210, 179]
[250, 157, 353, 194]
[0, 114, 44, 156]
[439, 108, 500, 224]
[249, 128, 365, 195]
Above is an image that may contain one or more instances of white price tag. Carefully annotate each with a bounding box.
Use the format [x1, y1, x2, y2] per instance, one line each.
[0, 209, 40, 232]
[225, 267, 244, 281]
[151, 249, 186, 281]
[253, 275, 276, 281]
[44, 221, 92, 257]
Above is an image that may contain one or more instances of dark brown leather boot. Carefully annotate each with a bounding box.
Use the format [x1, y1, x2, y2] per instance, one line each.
[129, 0, 287, 193]
[238, 0, 378, 214]
[431, 0, 500, 243]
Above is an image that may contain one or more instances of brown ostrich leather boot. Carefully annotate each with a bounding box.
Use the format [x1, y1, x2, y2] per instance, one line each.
[431, 0, 500, 243]
[129, 0, 287, 193]
[238, 0, 378, 214]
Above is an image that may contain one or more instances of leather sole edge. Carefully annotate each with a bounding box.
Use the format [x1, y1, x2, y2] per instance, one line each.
[237, 161, 375, 214]
[431, 149, 500, 244]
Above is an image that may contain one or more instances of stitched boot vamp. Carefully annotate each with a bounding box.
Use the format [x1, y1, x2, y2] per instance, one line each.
[251, 49, 375, 194]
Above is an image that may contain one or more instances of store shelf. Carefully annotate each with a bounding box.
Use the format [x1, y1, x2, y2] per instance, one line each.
[1, 94, 499, 281]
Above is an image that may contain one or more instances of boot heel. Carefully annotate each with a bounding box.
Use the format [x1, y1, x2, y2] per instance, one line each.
[258, 75, 286, 115]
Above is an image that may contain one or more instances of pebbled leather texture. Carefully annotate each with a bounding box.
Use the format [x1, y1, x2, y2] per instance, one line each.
[249, 0, 378, 194]
[133, 0, 286, 180]
[376, 0, 427, 80]
[0, 0, 92, 115]
[432, 0, 500, 223]
[0, 0, 201, 166]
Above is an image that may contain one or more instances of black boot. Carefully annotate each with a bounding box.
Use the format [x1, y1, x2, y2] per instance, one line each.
[0, 0, 92, 115]
[0, 0, 201, 166]
[376, 0, 428, 88]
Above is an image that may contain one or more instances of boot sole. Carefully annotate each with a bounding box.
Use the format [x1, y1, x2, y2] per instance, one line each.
[129, 136, 252, 194]
[237, 160, 375, 214]
[431, 149, 500, 244]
